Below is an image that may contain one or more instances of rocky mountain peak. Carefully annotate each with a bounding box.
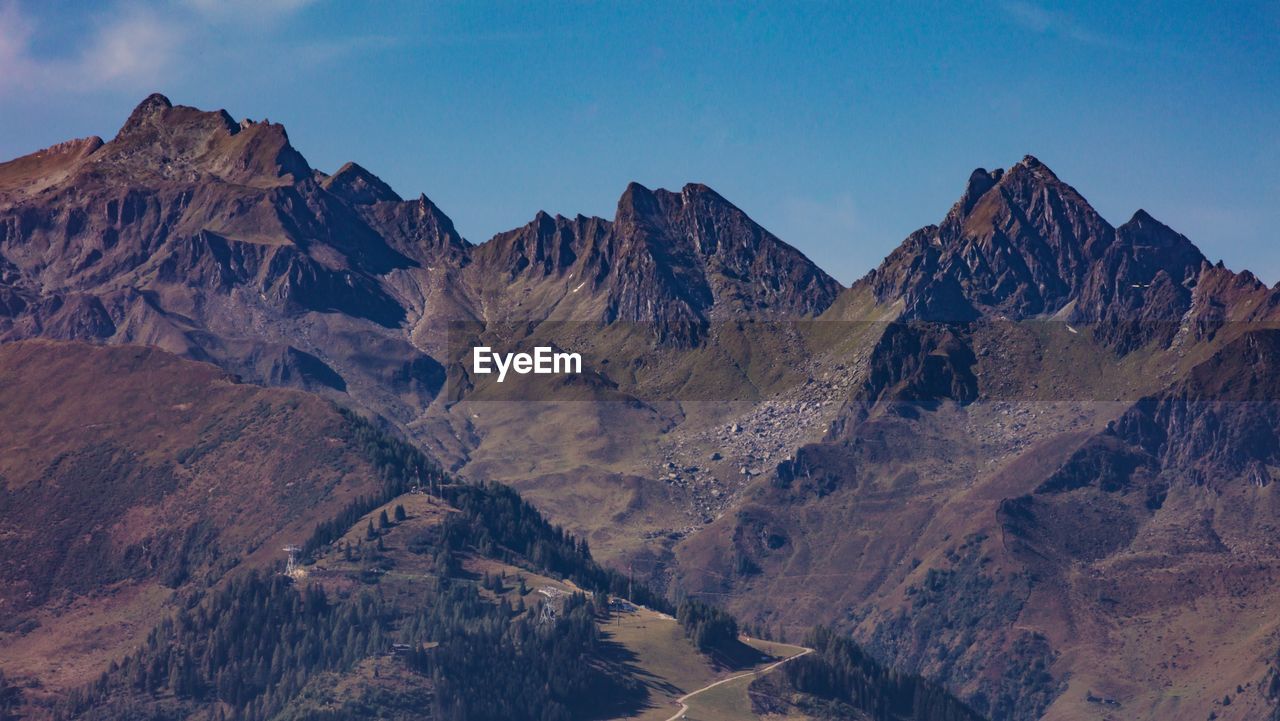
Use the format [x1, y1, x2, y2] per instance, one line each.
[1065, 207, 1208, 351]
[615, 181, 661, 222]
[861, 157, 1216, 355]
[958, 167, 1003, 215]
[322, 161, 403, 205]
[1114, 209, 1204, 274]
[119, 92, 175, 128]
[614, 181, 738, 224]
[1016, 153, 1052, 173]
[675, 182, 728, 207]
[113, 92, 236, 143]
[1128, 207, 1157, 225]
[866, 156, 1120, 320]
[466, 180, 840, 342]
[957, 155, 1105, 244]
[626, 181, 742, 218]
[98, 93, 310, 186]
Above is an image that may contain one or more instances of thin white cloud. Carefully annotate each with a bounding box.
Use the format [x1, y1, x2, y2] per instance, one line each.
[82, 8, 182, 86]
[292, 32, 401, 65]
[1000, 0, 1119, 47]
[0, 0, 320, 98]
[0, 1, 37, 92]
[183, 0, 317, 25]
[0, 1, 180, 94]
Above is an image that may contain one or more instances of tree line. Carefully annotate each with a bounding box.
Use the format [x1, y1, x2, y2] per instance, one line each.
[433, 481, 671, 614]
[308, 411, 669, 613]
[404, 588, 639, 721]
[0, 670, 20, 721]
[52, 409, 656, 721]
[781, 626, 986, 721]
[299, 410, 446, 560]
[56, 572, 374, 720]
[676, 598, 739, 653]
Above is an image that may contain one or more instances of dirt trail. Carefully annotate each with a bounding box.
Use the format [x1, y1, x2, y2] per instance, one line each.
[663, 645, 812, 721]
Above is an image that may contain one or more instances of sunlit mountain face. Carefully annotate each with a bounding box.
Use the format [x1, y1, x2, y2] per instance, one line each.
[2, 92, 1280, 721]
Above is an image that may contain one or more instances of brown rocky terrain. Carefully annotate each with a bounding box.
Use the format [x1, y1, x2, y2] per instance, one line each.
[0, 340, 857, 721]
[0, 340, 404, 707]
[469, 182, 841, 342]
[0, 94, 454, 439]
[6, 94, 1280, 720]
[0, 95, 840, 467]
[674, 158, 1280, 721]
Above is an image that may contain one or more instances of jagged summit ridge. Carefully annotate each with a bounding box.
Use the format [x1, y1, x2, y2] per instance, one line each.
[860, 155, 1210, 336]
[0, 94, 1238, 363]
[117, 92, 176, 131]
[92, 93, 312, 186]
[470, 178, 842, 341]
[322, 161, 403, 205]
[0, 93, 851, 430]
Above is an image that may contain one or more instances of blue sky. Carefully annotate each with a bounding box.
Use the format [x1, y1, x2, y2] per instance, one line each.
[1, 1, 1277, 284]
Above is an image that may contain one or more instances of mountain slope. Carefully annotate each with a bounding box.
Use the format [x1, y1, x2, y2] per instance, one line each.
[0, 340, 978, 721]
[10, 95, 1280, 721]
[0, 340, 415, 703]
[468, 182, 840, 344]
[0, 340, 653, 720]
[673, 156, 1280, 721]
[0, 94, 842, 481]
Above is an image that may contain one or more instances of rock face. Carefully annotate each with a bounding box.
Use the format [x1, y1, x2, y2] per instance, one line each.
[0, 95, 454, 433]
[12, 95, 1280, 721]
[1072, 209, 1207, 352]
[1052, 329, 1280, 492]
[852, 321, 978, 414]
[859, 156, 1208, 346]
[863, 157, 1118, 321]
[471, 182, 841, 344]
[0, 340, 404, 693]
[676, 157, 1280, 721]
[0, 95, 836, 439]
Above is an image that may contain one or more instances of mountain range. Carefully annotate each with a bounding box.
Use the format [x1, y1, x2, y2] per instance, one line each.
[3, 94, 1280, 721]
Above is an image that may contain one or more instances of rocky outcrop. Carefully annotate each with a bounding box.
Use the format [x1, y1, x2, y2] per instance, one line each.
[471, 182, 842, 344]
[0, 93, 845, 447]
[1116, 329, 1280, 484]
[1071, 209, 1207, 352]
[321, 161, 402, 205]
[998, 328, 1280, 577]
[857, 322, 978, 409]
[93, 92, 311, 187]
[0, 95, 450, 431]
[862, 157, 1117, 322]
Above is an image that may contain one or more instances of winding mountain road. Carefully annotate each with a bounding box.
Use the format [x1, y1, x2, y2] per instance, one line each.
[663, 645, 813, 721]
